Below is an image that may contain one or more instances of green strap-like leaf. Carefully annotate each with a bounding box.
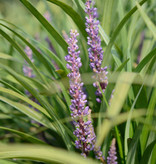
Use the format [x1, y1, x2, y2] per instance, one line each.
[19, 0, 68, 53]
[0, 80, 25, 96]
[0, 53, 20, 62]
[0, 96, 55, 130]
[96, 72, 137, 146]
[0, 23, 57, 77]
[0, 86, 50, 118]
[134, 47, 156, 73]
[0, 144, 98, 164]
[0, 160, 17, 164]
[0, 64, 73, 150]
[0, 19, 68, 73]
[136, 1, 156, 40]
[102, 0, 148, 65]
[0, 29, 46, 84]
[0, 126, 46, 144]
[140, 86, 156, 154]
[115, 59, 130, 72]
[140, 140, 156, 164]
[47, 0, 87, 39]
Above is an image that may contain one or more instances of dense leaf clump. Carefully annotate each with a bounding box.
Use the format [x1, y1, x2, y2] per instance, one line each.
[0, 0, 155, 163]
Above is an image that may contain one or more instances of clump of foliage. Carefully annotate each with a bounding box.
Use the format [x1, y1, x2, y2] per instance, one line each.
[0, 0, 156, 164]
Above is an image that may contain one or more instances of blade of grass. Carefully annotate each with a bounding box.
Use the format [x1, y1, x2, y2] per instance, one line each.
[99, 26, 122, 66]
[46, 0, 87, 39]
[0, 126, 46, 144]
[101, 0, 114, 35]
[0, 19, 68, 73]
[140, 86, 156, 154]
[140, 140, 156, 164]
[126, 124, 143, 164]
[0, 114, 11, 120]
[124, 84, 144, 156]
[19, 0, 68, 53]
[0, 160, 17, 164]
[0, 23, 57, 77]
[0, 29, 46, 84]
[0, 80, 25, 96]
[136, 1, 156, 40]
[118, 0, 128, 64]
[96, 72, 136, 146]
[0, 96, 55, 130]
[0, 64, 73, 150]
[0, 86, 50, 118]
[151, 144, 156, 164]
[0, 144, 99, 164]
[39, 42, 69, 73]
[134, 47, 156, 72]
[102, 0, 148, 66]
[0, 53, 20, 62]
[115, 58, 130, 72]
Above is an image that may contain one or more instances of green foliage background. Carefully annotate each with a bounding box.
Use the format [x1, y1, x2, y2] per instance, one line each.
[0, 0, 156, 163]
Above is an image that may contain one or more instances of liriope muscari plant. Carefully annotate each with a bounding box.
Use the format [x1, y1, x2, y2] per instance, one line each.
[22, 0, 117, 163]
[85, 0, 108, 103]
[64, 0, 118, 163]
[65, 29, 119, 163]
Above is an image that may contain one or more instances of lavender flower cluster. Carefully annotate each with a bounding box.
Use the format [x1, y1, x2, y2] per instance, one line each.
[85, 0, 108, 103]
[107, 138, 118, 164]
[23, 46, 34, 79]
[65, 30, 96, 156]
[23, 46, 39, 108]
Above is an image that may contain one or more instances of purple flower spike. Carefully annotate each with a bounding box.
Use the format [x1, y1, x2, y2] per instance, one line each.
[44, 11, 51, 22]
[65, 30, 96, 156]
[107, 138, 118, 164]
[23, 46, 34, 78]
[85, 0, 108, 102]
[23, 46, 40, 114]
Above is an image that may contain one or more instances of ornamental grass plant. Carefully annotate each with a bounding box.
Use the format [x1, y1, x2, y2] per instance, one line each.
[0, 0, 156, 164]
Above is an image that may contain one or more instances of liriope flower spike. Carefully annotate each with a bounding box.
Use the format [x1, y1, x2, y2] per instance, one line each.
[43, 12, 58, 69]
[23, 46, 34, 78]
[65, 30, 95, 156]
[107, 138, 118, 164]
[85, 0, 108, 103]
[23, 46, 39, 107]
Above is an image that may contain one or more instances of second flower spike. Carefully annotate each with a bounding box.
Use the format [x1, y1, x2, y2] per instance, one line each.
[85, 0, 108, 103]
